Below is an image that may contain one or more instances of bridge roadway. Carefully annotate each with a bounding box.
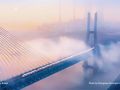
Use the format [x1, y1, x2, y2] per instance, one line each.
[0, 48, 93, 90]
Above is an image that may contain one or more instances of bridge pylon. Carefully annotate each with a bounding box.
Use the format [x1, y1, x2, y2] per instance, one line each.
[86, 12, 100, 56]
[82, 12, 101, 83]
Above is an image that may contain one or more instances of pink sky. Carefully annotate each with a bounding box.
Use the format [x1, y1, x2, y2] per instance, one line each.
[0, 0, 119, 31]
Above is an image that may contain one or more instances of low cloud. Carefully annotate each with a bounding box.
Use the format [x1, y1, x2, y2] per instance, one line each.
[23, 40, 120, 90]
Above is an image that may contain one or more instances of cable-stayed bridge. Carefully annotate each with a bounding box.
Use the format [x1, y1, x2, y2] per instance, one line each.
[0, 13, 98, 90]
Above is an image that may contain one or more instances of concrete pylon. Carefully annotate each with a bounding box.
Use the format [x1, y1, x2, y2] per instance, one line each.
[86, 12, 100, 57]
[83, 12, 101, 83]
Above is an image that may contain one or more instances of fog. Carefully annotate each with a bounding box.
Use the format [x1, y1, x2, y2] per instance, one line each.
[23, 39, 120, 90]
[0, 17, 120, 90]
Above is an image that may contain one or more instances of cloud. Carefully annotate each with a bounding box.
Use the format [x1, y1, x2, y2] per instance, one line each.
[23, 41, 120, 90]
[25, 37, 88, 59]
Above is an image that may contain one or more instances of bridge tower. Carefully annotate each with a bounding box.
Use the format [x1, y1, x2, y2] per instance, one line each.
[86, 12, 100, 56]
[82, 12, 100, 83]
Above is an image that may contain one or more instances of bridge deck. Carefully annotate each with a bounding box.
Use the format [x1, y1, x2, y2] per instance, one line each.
[0, 48, 93, 90]
[0, 28, 93, 90]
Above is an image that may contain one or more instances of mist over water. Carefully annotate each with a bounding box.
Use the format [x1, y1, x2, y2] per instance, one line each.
[25, 37, 88, 59]
[10, 18, 118, 90]
[23, 35, 120, 90]
[0, 13, 119, 90]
